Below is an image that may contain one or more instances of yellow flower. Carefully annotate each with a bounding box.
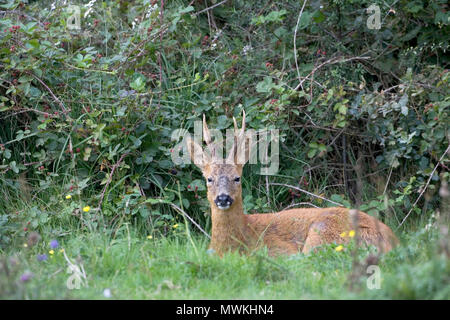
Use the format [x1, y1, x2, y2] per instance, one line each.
[59, 249, 65, 253]
[83, 206, 90, 212]
[49, 250, 55, 255]
[65, 194, 72, 200]
[172, 224, 179, 229]
[340, 231, 347, 238]
[335, 245, 344, 252]
[147, 235, 153, 239]
[348, 230, 356, 238]
[23, 243, 28, 248]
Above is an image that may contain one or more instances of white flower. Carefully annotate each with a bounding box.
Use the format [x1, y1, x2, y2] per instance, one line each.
[84, 8, 93, 18]
[85, 0, 97, 8]
[212, 29, 223, 42]
[84, 0, 97, 17]
[103, 288, 112, 298]
[242, 45, 252, 56]
[132, 18, 139, 30]
[51, 0, 67, 10]
[145, 4, 159, 18]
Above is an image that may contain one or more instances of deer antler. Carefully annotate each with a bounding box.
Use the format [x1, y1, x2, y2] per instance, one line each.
[203, 113, 223, 162]
[203, 114, 212, 146]
[227, 110, 247, 164]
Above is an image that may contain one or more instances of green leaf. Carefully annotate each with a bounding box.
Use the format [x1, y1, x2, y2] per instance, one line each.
[130, 77, 145, 92]
[83, 147, 92, 161]
[401, 26, 421, 42]
[298, 11, 312, 29]
[399, 94, 408, 116]
[26, 39, 40, 49]
[0, 1, 18, 9]
[256, 77, 276, 93]
[313, 10, 326, 23]
[216, 115, 228, 129]
[330, 194, 343, 204]
[129, 135, 142, 148]
[10, 161, 19, 173]
[338, 103, 347, 115]
[144, 198, 171, 205]
[179, 5, 194, 14]
[265, 9, 287, 22]
[337, 120, 347, 127]
[3, 149, 11, 159]
[39, 212, 48, 224]
[188, 179, 206, 191]
[434, 11, 449, 25]
[139, 207, 150, 218]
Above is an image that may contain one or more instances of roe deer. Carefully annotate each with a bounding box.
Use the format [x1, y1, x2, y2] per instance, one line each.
[186, 112, 398, 257]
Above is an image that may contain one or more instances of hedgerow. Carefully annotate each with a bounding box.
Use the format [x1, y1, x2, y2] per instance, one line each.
[0, 0, 448, 246]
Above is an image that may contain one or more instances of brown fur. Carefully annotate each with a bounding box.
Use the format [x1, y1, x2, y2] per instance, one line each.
[209, 204, 398, 256]
[188, 113, 399, 257]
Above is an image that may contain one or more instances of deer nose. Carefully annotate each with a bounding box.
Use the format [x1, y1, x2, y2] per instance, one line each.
[215, 194, 233, 209]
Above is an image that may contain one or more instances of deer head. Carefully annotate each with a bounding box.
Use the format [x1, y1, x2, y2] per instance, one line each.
[187, 111, 250, 211]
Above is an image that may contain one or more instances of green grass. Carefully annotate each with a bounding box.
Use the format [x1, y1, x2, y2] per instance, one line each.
[1, 203, 449, 300]
[0, 0, 448, 301]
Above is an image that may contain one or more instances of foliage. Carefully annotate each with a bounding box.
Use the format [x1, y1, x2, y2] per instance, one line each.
[0, 216, 449, 299]
[0, 0, 448, 246]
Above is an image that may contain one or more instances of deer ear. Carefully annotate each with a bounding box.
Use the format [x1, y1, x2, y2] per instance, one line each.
[186, 135, 210, 171]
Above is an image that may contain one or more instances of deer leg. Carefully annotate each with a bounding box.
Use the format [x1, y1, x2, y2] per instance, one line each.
[302, 220, 343, 254]
[302, 227, 324, 254]
[267, 242, 300, 257]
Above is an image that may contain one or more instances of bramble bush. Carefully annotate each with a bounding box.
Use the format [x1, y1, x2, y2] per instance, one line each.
[0, 0, 448, 247]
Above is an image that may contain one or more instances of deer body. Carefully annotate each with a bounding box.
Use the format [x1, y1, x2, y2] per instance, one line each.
[210, 204, 397, 256]
[188, 112, 398, 256]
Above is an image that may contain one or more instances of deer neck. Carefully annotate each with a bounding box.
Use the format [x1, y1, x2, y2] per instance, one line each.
[209, 199, 251, 255]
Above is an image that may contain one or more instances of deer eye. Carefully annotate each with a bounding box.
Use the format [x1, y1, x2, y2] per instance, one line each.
[207, 177, 213, 183]
[234, 177, 240, 183]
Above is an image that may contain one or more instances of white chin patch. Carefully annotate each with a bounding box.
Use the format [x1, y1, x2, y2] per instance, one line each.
[217, 204, 231, 210]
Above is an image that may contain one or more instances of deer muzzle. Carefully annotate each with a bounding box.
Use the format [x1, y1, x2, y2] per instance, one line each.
[214, 194, 233, 210]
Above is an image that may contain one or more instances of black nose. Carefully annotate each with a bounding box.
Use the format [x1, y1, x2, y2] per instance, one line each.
[215, 194, 233, 208]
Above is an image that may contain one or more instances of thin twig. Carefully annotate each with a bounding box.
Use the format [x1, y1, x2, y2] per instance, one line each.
[327, 127, 345, 149]
[97, 153, 130, 210]
[26, 71, 68, 114]
[169, 203, 211, 239]
[0, 10, 45, 27]
[269, 183, 343, 206]
[295, 55, 371, 91]
[398, 143, 450, 228]
[63, 62, 117, 74]
[194, 0, 229, 16]
[383, 165, 394, 195]
[293, 0, 308, 91]
[283, 202, 320, 210]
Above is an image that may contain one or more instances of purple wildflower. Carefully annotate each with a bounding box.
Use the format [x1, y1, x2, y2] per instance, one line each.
[50, 239, 59, 249]
[37, 254, 48, 262]
[20, 271, 33, 283]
